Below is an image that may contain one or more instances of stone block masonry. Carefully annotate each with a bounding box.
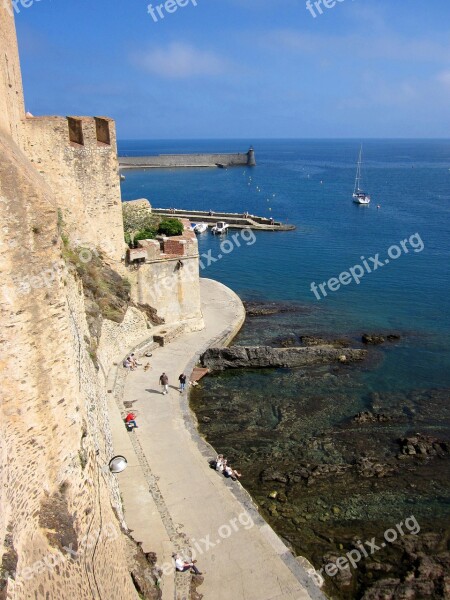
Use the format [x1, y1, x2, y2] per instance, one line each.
[127, 220, 204, 332]
[0, 129, 141, 600]
[24, 115, 125, 262]
[0, 6, 161, 599]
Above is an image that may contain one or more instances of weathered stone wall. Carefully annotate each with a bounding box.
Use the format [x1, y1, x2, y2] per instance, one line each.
[1, 5, 125, 264]
[97, 307, 152, 377]
[24, 116, 125, 262]
[0, 3, 25, 143]
[0, 130, 140, 599]
[130, 256, 204, 332]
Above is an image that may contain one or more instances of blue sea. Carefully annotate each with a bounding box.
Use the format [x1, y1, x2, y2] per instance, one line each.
[120, 139, 450, 395]
[120, 139, 450, 596]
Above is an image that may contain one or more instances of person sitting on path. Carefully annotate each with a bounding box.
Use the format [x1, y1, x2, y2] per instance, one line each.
[125, 412, 138, 429]
[224, 464, 242, 480]
[178, 373, 187, 393]
[215, 454, 225, 472]
[128, 353, 141, 369]
[173, 554, 202, 575]
[159, 372, 169, 395]
[123, 357, 134, 370]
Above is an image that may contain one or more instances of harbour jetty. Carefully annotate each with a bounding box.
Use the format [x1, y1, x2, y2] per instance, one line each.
[119, 146, 256, 169]
[153, 208, 296, 231]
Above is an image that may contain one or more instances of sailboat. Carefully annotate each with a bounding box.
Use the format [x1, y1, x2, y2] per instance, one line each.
[353, 146, 371, 205]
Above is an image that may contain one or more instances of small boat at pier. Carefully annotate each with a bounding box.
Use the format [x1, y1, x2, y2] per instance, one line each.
[192, 222, 208, 234]
[211, 221, 229, 235]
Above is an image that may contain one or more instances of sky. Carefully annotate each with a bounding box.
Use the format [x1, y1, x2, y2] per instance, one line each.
[13, 0, 450, 139]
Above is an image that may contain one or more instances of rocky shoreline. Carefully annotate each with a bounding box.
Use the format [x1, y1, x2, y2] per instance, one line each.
[201, 345, 367, 371]
[190, 301, 450, 599]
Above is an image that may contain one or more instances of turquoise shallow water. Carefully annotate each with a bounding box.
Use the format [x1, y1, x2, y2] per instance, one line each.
[120, 139, 450, 393]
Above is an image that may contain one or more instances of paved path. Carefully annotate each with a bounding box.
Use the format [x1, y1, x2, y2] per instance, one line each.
[117, 278, 324, 600]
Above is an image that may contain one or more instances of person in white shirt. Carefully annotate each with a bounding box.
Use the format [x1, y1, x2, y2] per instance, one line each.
[173, 554, 202, 575]
[224, 465, 242, 480]
[215, 454, 225, 472]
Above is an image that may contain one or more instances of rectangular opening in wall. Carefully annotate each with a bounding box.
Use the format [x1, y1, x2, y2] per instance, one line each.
[67, 117, 84, 146]
[95, 117, 111, 145]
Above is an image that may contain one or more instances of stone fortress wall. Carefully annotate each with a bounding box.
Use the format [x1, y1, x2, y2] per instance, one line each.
[0, 129, 142, 600]
[0, 3, 25, 145]
[0, 3, 201, 598]
[24, 116, 125, 262]
[126, 206, 204, 331]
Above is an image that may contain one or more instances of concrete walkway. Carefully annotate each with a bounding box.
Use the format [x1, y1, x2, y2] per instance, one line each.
[115, 278, 324, 600]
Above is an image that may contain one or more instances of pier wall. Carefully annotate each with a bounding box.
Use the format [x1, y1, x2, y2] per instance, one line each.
[120, 149, 256, 169]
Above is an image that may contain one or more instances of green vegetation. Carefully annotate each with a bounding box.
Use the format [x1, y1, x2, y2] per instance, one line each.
[122, 202, 183, 245]
[63, 243, 131, 326]
[158, 218, 183, 237]
[122, 202, 159, 245]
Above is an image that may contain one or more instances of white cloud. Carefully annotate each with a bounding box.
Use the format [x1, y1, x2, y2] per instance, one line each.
[437, 70, 450, 90]
[259, 29, 450, 64]
[131, 42, 228, 79]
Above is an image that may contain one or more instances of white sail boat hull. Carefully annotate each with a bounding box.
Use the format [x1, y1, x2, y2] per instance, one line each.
[353, 146, 372, 204]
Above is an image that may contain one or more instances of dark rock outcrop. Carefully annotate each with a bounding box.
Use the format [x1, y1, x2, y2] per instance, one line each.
[201, 345, 367, 371]
[352, 411, 392, 424]
[362, 333, 401, 345]
[243, 301, 307, 317]
[356, 457, 395, 478]
[300, 336, 350, 348]
[397, 434, 449, 458]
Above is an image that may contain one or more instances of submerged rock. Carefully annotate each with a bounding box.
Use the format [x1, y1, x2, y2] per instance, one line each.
[362, 333, 401, 345]
[397, 434, 449, 458]
[300, 335, 351, 348]
[352, 411, 392, 424]
[356, 457, 395, 478]
[260, 468, 289, 484]
[201, 345, 367, 371]
[243, 301, 309, 317]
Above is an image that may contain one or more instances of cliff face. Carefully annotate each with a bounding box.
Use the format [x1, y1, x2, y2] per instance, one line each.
[0, 132, 143, 598]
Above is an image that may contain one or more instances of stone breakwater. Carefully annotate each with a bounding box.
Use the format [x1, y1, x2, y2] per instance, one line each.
[119, 148, 256, 169]
[201, 345, 367, 370]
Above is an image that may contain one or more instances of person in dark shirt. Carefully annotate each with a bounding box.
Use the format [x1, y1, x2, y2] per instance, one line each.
[159, 372, 169, 395]
[178, 373, 187, 393]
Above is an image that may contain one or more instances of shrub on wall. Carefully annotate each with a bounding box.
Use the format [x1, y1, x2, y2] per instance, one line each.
[122, 202, 159, 245]
[158, 218, 183, 237]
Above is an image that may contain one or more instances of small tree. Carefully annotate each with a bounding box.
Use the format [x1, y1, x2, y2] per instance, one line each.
[158, 218, 184, 237]
[122, 202, 159, 245]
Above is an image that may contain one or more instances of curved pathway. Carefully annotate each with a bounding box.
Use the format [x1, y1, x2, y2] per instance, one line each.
[119, 278, 324, 600]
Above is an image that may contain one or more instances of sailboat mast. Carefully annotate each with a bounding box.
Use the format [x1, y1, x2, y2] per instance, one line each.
[354, 146, 362, 193]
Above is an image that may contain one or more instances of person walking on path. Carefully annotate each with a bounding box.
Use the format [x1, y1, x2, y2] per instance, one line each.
[159, 372, 169, 395]
[178, 373, 187, 393]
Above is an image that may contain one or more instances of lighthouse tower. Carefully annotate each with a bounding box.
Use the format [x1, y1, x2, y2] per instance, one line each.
[247, 146, 256, 166]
